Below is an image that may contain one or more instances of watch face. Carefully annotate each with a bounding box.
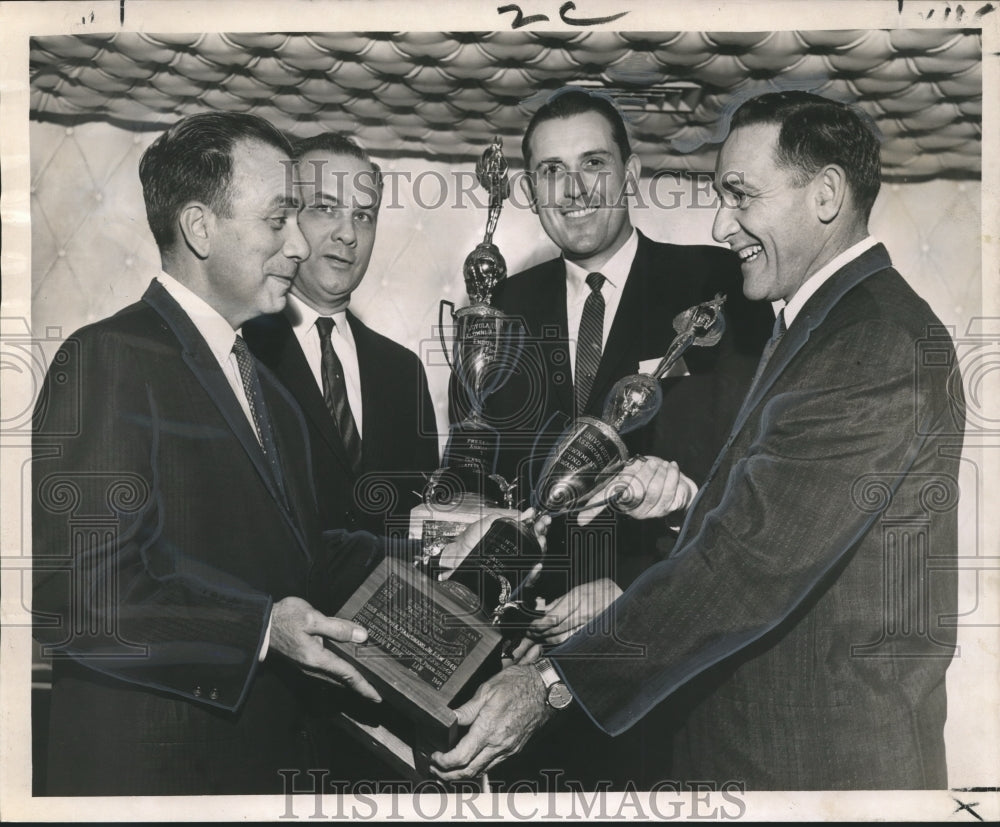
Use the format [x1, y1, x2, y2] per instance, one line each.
[547, 682, 573, 709]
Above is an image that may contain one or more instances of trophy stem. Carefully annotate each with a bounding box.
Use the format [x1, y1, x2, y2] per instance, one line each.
[650, 331, 695, 380]
[483, 202, 500, 245]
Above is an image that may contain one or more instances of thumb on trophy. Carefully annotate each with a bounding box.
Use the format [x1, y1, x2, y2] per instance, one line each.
[578, 456, 697, 525]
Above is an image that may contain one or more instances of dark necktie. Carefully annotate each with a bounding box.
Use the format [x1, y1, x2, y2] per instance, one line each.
[575, 271, 606, 413]
[232, 334, 287, 502]
[316, 316, 363, 475]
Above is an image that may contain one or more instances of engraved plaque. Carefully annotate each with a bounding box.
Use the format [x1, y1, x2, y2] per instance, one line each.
[326, 558, 502, 767]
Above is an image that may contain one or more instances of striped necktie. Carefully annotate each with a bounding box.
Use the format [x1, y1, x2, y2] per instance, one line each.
[575, 271, 606, 413]
[316, 316, 363, 475]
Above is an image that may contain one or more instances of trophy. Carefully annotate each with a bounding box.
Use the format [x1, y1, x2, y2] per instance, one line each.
[449, 294, 729, 627]
[411, 137, 524, 552]
[326, 140, 525, 781]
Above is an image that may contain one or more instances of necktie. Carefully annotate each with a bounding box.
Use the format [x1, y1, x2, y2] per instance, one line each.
[575, 271, 606, 413]
[748, 308, 788, 392]
[316, 316, 363, 475]
[232, 335, 286, 502]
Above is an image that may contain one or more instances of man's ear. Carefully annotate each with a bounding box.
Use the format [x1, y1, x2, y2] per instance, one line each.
[177, 202, 213, 259]
[814, 164, 847, 223]
[519, 173, 538, 214]
[625, 153, 642, 192]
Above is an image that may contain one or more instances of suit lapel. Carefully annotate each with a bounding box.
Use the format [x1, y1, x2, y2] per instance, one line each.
[347, 311, 373, 472]
[675, 244, 895, 548]
[142, 281, 310, 556]
[255, 365, 314, 556]
[731, 244, 894, 437]
[521, 261, 574, 418]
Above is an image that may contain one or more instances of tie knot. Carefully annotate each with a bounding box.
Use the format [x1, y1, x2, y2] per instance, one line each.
[586, 272, 605, 293]
[232, 334, 250, 358]
[773, 309, 787, 340]
[316, 316, 335, 338]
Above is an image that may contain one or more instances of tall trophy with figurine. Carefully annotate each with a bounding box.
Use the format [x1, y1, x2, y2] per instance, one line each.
[410, 137, 525, 558]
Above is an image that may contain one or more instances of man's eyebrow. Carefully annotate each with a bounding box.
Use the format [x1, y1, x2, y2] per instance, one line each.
[269, 195, 301, 211]
[719, 174, 749, 192]
[266, 193, 297, 207]
[532, 155, 565, 169]
[532, 149, 613, 168]
[308, 191, 339, 205]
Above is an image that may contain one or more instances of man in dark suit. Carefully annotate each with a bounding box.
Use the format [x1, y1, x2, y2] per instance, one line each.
[433, 92, 965, 790]
[464, 89, 774, 612]
[243, 133, 440, 783]
[453, 89, 772, 788]
[244, 133, 439, 538]
[31, 112, 443, 795]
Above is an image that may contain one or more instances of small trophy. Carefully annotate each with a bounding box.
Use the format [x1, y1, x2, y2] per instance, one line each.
[450, 295, 728, 627]
[411, 137, 525, 554]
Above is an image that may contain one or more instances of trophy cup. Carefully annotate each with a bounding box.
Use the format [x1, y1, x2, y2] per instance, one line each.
[411, 137, 524, 554]
[449, 294, 729, 628]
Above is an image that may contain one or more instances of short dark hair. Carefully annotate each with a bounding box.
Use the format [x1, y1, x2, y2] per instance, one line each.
[522, 88, 632, 169]
[291, 132, 383, 198]
[139, 111, 292, 251]
[729, 91, 882, 218]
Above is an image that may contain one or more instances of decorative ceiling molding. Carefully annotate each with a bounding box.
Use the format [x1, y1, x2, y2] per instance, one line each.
[29, 30, 982, 179]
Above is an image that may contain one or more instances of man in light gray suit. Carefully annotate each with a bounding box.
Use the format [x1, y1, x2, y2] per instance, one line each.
[431, 91, 966, 790]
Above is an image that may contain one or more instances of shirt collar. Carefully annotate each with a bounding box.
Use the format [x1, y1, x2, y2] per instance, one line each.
[155, 271, 238, 365]
[285, 292, 352, 345]
[783, 236, 879, 326]
[564, 228, 639, 290]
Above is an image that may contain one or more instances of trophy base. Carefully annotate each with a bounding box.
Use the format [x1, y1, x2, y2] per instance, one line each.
[424, 464, 509, 509]
[447, 515, 544, 624]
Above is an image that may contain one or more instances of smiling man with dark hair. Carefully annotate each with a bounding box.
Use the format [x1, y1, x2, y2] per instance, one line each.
[434, 91, 965, 791]
[449, 86, 774, 788]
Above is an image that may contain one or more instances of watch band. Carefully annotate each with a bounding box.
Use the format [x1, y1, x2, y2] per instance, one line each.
[534, 657, 573, 709]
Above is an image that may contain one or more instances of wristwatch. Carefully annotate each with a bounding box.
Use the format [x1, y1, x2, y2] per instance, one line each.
[533, 657, 573, 710]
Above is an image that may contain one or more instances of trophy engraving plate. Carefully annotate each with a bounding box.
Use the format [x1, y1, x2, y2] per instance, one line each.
[327, 558, 501, 757]
[350, 570, 484, 692]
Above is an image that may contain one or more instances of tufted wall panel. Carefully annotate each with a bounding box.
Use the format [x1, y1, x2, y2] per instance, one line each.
[28, 118, 982, 439]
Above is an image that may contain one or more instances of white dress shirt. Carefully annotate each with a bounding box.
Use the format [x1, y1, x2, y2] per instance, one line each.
[277, 297, 367, 661]
[564, 228, 638, 382]
[283, 293, 364, 437]
[781, 236, 879, 327]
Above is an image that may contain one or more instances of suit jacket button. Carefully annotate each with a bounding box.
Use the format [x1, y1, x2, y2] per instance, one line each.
[193, 686, 202, 697]
[209, 688, 219, 701]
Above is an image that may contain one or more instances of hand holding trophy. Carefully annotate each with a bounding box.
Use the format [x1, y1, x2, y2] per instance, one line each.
[445, 294, 728, 631]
